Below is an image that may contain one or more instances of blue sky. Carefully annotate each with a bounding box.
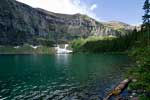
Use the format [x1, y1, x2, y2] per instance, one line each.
[86, 0, 145, 25]
[17, 0, 145, 25]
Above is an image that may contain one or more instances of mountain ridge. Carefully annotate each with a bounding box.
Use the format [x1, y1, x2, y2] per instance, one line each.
[0, 0, 133, 45]
[103, 21, 134, 30]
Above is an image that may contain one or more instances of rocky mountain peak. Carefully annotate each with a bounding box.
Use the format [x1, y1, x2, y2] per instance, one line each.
[0, 0, 133, 45]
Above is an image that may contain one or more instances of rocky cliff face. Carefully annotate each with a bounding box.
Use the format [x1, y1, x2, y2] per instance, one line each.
[0, 0, 132, 45]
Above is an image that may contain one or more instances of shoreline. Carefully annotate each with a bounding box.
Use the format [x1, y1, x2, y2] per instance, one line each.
[0, 47, 149, 99]
[0, 45, 56, 54]
[108, 47, 150, 100]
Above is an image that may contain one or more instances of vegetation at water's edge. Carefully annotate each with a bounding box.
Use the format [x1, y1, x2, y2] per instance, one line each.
[127, 46, 150, 99]
[71, 29, 138, 53]
[0, 44, 55, 54]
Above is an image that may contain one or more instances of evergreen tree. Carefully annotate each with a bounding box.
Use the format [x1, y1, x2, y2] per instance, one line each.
[142, 0, 150, 47]
[142, 0, 150, 30]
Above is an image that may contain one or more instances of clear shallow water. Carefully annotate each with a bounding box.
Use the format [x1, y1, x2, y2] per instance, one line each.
[0, 54, 131, 100]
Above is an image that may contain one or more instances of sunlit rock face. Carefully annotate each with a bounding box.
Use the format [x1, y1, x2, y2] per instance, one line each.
[0, 0, 133, 45]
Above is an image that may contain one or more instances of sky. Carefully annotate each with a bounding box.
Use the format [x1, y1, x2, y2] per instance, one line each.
[16, 0, 145, 25]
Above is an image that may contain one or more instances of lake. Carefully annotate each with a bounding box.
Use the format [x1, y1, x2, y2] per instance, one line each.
[0, 54, 131, 100]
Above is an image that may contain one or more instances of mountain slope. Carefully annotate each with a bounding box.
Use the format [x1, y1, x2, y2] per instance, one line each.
[0, 0, 132, 45]
[104, 21, 134, 30]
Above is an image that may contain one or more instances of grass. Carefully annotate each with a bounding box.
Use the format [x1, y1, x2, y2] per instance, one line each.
[0, 44, 55, 54]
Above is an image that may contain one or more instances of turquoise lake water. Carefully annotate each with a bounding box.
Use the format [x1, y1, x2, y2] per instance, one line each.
[0, 54, 131, 100]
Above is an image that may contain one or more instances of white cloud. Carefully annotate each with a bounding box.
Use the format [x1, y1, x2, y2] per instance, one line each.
[90, 4, 97, 11]
[16, 0, 100, 21]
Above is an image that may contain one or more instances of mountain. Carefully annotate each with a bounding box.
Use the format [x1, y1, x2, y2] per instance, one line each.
[103, 21, 134, 30]
[0, 0, 133, 45]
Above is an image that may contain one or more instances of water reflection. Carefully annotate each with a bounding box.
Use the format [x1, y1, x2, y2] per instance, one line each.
[0, 54, 131, 100]
[55, 54, 71, 67]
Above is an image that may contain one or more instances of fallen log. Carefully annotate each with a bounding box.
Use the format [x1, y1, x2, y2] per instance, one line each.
[103, 78, 131, 100]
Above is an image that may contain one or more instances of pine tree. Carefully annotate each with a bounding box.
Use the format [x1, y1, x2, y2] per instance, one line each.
[142, 0, 150, 47]
[142, 0, 150, 29]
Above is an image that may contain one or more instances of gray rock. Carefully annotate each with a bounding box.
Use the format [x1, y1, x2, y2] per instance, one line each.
[0, 0, 133, 45]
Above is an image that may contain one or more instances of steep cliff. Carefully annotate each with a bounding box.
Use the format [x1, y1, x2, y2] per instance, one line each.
[0, 0, 132, 45]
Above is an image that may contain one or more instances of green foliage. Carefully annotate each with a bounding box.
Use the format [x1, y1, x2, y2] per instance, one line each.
[143, 0, 150, 25]
[71, 38, 86, 52]
[0, 45, 55, 54]
[142, 0, 150, 31]
[71, 30, 139, 53]
[127, 45, 150, 98]
[139, 95, 150, 100]
[81, 37, 119, 52]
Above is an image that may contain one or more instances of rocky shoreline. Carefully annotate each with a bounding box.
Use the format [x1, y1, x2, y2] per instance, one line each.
[103, 78, 148, 100]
